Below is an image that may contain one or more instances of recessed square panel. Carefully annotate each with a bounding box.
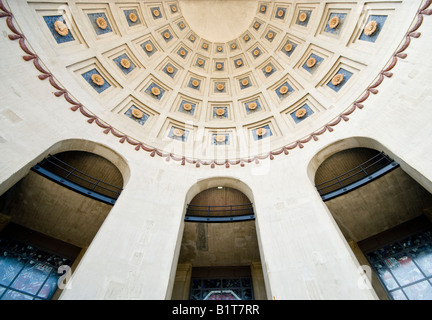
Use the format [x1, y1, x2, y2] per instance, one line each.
[87, 12, 113, 35]
[82, 68, 110, 93]
[358, 15, 388, 43]
[252, 124, 272, 141]
[326, 68, 353, 92]
[43, 15, 75, 44]
[290, 104, 314, 123]
[113, 54, 136, 75]
[123, 9, 142, 27]
[125, 105, 150, 126]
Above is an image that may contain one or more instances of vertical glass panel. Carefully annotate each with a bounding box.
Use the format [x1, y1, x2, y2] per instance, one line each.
[370, 260, 398, 290]
[10, 261, 52, 295]
[390, 254, 424, 286]
[411, 244, 432, 276]
[37, 272, 59, 299]
[403, 280, 432, 300]
[390, 289, 407, 300]
[0, 253, 26, 286]
[1, 290, 33, 300]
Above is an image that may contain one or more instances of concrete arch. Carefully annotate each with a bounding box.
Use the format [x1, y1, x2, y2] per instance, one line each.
[306, 136, 432, 194]
[170, 176, 269, 300]
[0, 138, 131, 197]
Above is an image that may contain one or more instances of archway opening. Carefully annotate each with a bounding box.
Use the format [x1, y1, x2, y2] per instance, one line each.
[172, 185, 267, 300]
[313, 144, 432, 300]
[0, 148, 126, 300]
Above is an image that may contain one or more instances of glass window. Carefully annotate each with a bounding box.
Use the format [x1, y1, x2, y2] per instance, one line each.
[190, 276, 253, 300]
[0, 238, 73, 300]
[366, 228, 432, 300]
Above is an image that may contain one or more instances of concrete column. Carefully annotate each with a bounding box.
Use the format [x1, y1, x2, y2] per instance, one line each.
[59, 170, 187, 300]
[250, 262, 267, 300]
[171, 263, 192, 300]
[253, 169, 378, 300]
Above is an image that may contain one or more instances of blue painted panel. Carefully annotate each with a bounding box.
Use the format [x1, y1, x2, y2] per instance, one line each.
[87, 13, 112, 35]
[43, 15, 74, 44]
[81, 69, 110, 93]
[290, 104, 314, 123]
[123, 9, 141, 27]
[113, 54, 135, 75]
[327, 68, 353, 92]
[359, 15, 387, 43]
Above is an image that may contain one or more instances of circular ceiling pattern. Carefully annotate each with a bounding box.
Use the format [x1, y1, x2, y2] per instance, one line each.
[1, 0, 431, 167]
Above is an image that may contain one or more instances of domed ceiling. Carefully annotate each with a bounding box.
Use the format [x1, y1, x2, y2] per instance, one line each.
[1, 0, 429, 167]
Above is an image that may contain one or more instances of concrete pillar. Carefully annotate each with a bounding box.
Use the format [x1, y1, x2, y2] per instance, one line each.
[250, 262, 267, 300]
[58, 171, 187, 300]
[171, 263, 192, 300]
[254, 174, 378, 300]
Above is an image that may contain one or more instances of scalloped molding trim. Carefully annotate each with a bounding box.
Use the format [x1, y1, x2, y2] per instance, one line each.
[1, 0, 431, 168]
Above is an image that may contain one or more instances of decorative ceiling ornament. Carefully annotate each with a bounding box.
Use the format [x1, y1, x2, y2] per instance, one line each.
[299, 12, 307, 22]
[151, 87, 160, 96]
[183, 103, 192, 111]
[280, 85, 289, 94]
[248, 102, 257, 110]
[241, 79, 249, 86]
[332, 73, 344, 86]
[364, 20, 378, 36]
[171, 6, 177, 12]
[163, 32, 170, 39]
[306, 57, 316, 68]
[166, 66, 174, 74]
[231, 43, 236, 49]
[260, 5, 266, 12]
[277, 9, 284, 17]
[267, 32, 274, 39]
[254, 22, 260, 29]
[54, 20, 69, 36]
[215, 135, 226, 143]
[180, 49, 186, 56]
[217, 46, 223, 52]
[191, 79, 199, 87]
[91, 74, 104, 86]
[96, 16, 108, 29]
[129, 12, 138, 22]
[216, 63, 223, 70]
[236, 59, 243, 66]
[153, 9, 160, 17]
[253, 49, 260, 56]
[202, 43, 208, 49]
[179, 22, 185, 28]
[197, 59, 204, 66]
[295, 108, 307, 118]
[265, 65, 273, 73]
[173, 128, 184, 137]
[145, 43, 153, 52]
[190, 35, 195, 41]
[131, 108, 143, 119]
[256, 127, 266, 136]
[216, 84, 224, 91]
[329, 16, 340, 29]
[120, 58, 131, 69]
[285, 43, 293, 52]
[244, 35, 250, 41]
[216, 108, 225, 116]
